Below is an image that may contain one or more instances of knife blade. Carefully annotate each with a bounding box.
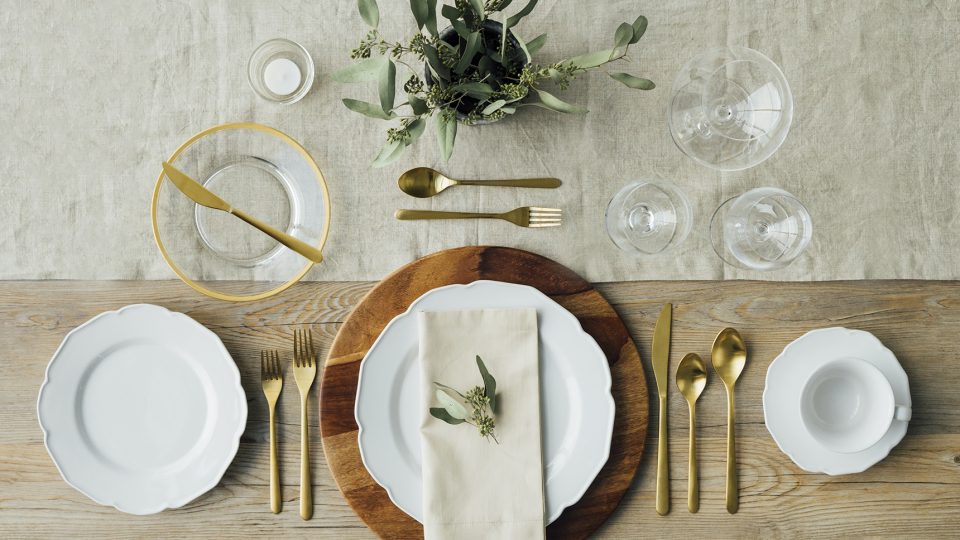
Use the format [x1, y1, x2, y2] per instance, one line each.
[161, 161, 324, 263]
[652, 303, 672, 516]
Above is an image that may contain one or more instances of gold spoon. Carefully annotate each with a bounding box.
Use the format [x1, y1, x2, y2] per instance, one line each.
[398, 167, 561, 198]
[711, 328, 747, 514]
[676, 353, 707, 513]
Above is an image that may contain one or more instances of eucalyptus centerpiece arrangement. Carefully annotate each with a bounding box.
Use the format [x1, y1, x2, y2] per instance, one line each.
[430, 356, 499, 443]
[333, 0, 654, 166]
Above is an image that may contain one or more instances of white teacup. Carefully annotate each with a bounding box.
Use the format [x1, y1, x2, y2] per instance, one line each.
[799, 357, 911, 454]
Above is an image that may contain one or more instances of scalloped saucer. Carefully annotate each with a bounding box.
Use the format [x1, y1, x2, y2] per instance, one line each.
[37, 304, 247, 514]
[763, 327, 911, 475]
[354, 280, 615, 524]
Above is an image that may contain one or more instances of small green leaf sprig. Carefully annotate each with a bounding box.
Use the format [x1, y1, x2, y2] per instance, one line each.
[430, 355, 499, 443]
[333, 0, 654, 167]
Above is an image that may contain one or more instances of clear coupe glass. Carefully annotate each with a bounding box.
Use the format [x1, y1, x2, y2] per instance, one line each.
[605, 180, 692, 255]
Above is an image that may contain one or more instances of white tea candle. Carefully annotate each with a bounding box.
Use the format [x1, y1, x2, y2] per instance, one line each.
[263, 58, 302, 96]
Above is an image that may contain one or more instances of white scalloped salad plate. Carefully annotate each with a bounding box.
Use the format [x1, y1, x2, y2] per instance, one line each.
[37, 304, 247, 514]
[355, 280, 615, 524]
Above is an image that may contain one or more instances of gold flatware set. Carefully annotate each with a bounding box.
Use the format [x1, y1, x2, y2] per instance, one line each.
[395, 167, 563, 228]
[651, 304, 748, 515]
[259, 329, 318, 520]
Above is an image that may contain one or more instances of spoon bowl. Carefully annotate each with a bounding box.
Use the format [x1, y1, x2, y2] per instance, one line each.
[712, 327, 747, 389]
[677, 353, 707, 404]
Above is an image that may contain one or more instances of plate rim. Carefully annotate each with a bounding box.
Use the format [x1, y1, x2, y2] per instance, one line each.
[762, 326, 910, 475]
[353, 279, 616, 524]
[36, 303, 248, 515]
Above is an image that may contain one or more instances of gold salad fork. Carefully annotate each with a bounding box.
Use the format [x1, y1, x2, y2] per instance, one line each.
[293, 329, 317, 520]
[394, 207, 562, 228]
[260, 350, 283, 514]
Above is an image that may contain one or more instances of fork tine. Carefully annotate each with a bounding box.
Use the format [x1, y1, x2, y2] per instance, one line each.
[260, 350, 266, 379]
[529, 207, 562, 213]
[307, 329, 315, 366]
[272, 350, 281, 380]
[293, 329, 300, 367]
[529, 222, 562, 228]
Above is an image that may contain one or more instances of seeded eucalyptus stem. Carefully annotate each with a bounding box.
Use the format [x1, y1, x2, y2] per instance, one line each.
[332, 0, 654, 167]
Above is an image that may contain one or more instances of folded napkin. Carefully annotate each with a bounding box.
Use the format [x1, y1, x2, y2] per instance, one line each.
[418, 308, 544, 540]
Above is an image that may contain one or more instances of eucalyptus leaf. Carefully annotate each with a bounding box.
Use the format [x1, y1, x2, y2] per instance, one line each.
[450, 17, 471, 38]
[455, 32, 482, 74]
[566, 49, 616, 69]
[425, 0, 438, 35]
[476, 356, 497, 411]
[430, 407, 466, 425]
[630, 15, 648, 44]
[525, 33, 547, 56]
[467, 0, 486, 20]
[422, 43, 451, 80]
[534, 88, 588, 113]
[612, 22, 634, 52]
[408, 94, 429, 115]
[342, 98, 396, 120]
[441, 3, 461, 23]
[357, 0, 379, 28]
[372, 139, 405, 168]
[435, 387, 469, 419]
[501, 106, 516, 114]
[512, 33, 532, 65]
[435, 112, 457, 161]
[609, 72, 655, 90]
[434, 381, 466, 399]
[410, 0, 429, 30]
[506, 0, 538, 27]
[481, 99, 506, 115]
[378, 59, 396, 113]
[452, 81, 494, 98]
[331, 56, 384, 83]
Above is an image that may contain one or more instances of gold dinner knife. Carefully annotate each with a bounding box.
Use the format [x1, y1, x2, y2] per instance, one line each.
[161, 161, 324, 263]
[652, 303, 672, 516]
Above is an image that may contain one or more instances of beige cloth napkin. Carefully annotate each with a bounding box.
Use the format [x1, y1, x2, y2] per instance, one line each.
[418, 308, 545, 540]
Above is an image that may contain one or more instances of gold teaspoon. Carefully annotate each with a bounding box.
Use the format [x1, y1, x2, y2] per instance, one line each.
[397, 167, 561, 198]
[676, 353, 707, 513]
[711, 328, 747, 514]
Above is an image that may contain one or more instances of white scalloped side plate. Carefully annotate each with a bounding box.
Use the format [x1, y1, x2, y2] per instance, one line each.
[763, 327, 911, 475]
[37, 304, 247, 514]
[355, 280, 615, 524]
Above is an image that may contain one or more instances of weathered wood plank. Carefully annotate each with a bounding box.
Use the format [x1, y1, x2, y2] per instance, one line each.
[1, 279, 959, 538]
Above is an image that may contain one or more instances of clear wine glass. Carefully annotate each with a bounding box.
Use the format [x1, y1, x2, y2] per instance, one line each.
[709, 187, 812, 270]
[668, 47, 793, 171]
[605, 180, 692, 255]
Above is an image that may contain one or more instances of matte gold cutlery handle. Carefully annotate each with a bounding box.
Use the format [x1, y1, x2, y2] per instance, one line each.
[268, 404, 280, 514]
[656, 395, 669, 516]
[231, 208, 324, 263]
[458, 178, 561, 188]
[726, 388, 738, 514]
[300, 396, 312, 520]
[688, 404, 698, 513]
[395, 209, 501, 220]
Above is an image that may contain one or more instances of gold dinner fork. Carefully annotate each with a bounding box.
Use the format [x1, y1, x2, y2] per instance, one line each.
[293, 329, 317, 520]
[394, 207, 562, 228]
[260, 350, 283, 514]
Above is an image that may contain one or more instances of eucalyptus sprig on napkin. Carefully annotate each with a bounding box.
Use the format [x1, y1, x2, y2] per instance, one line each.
[430, 355, 499, 443]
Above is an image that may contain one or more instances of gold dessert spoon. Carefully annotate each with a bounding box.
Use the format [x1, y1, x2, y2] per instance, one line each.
[397, 167, 561, 198]
[676, 353, 707, 513]
[712, 328, 747, 514]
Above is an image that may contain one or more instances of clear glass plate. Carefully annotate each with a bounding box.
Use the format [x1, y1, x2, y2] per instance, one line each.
[152, 123, 330, 301]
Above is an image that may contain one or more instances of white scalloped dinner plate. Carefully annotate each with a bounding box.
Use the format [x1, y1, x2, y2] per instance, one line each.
[355, 280, 615, 524]
[37, 304, 247, 515]
[763, 327, 911, 475]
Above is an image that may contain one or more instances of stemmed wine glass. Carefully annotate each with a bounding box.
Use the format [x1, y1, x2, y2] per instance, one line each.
[669, 47, 793, 171]
[709, 187, 812, 270]
[605, 180, 692, 255]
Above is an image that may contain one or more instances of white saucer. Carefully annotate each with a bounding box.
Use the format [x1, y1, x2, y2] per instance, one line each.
[763, 327, 911, 475]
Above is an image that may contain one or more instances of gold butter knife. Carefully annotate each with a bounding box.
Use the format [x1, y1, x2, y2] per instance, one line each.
[652, 303, 672, 516]
[161, 161, 323, 263]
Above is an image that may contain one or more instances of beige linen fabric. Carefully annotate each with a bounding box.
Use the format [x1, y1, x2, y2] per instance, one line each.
[418, 309, 544, 539]
[3, 1, 960, 282]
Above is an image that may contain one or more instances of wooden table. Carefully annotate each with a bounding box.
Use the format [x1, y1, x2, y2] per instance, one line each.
[2, 280, 959, 538]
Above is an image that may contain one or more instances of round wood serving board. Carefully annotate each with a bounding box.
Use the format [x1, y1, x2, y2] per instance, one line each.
[319, 246, 648, 539]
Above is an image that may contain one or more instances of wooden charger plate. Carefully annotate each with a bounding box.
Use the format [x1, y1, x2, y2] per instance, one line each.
[320, 246, 648, 538]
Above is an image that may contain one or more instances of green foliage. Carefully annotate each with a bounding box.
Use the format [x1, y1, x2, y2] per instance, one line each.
[429, 356, 500, 443]
[332, 0, 654, 167]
